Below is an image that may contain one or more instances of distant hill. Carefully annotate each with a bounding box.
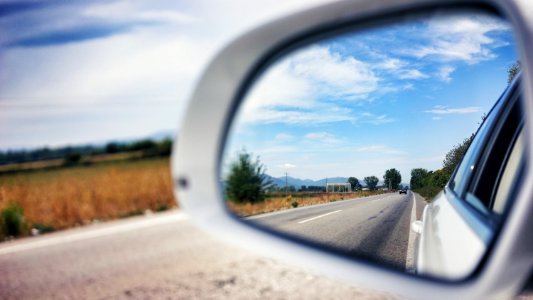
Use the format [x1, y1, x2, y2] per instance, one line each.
[147, 129, 175, 141]
[264, 176, 411, 189]
[266, 175, 349, 188]
[0, 129, 177, 165]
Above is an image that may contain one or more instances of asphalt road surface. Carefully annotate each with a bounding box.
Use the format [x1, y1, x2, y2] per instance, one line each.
[0, 209, 401, 300]
[1, 196, 530, 300]
[249, 192, 426, 270]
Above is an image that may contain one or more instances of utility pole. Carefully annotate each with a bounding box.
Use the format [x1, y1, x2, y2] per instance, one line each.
[285, 172, 288, 193]
[325, 177, 328, 193]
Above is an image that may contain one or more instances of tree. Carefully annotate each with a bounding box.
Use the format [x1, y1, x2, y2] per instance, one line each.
[508, 61, 520, 84]
[442, 134, 474, 176]
[105, 142, 120, 154]
[63, 152, 82, 166]
[225, 151, 272, 204]
[428, 169, 448, 188]
[347, 177, 362, 191]
[364, 176, 379, 190]
[383, 168, 402, 190]
[410, 168, 429, 189]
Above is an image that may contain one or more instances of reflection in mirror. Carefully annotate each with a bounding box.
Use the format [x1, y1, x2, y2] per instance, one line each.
[222, 10, 520, 280]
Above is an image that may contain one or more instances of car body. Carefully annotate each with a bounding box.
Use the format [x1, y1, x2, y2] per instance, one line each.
[399, 189, 407, 194]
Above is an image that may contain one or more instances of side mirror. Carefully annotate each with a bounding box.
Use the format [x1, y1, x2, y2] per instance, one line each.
[173, 0, 533, 299]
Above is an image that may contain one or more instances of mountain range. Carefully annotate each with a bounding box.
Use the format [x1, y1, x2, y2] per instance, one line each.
[266, 175, 352, 188]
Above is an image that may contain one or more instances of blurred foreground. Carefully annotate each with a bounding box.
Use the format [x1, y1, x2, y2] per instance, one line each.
[0, 210, 398, 300]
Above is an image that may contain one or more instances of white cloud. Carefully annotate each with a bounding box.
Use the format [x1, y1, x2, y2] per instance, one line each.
[437, 66, 455, 82]
[240, 107, 355, 125]
[425, 106, 481, 114]
[240, 46, 377, 124]
[360, 112, 394, 125]
[82, 2, 200, 24]
[398, 69, 428, 80]
[432, 116, 442, 120]
[304, 132, 339, 143]
[291, 46, 379, 100]
[402, 15, 510, 64]
[403, 83, 414, 90]
[278, 163, 296, 169]
[375, 57, 406, 71]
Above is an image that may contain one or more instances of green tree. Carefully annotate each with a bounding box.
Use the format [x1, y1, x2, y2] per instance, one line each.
[157, 138, 172, 156]
[428, 169, 449, 188]
[442, 134, 474, 176]
[410, 168, 429, 189]
[225, 151, 271, 204]
[105, 142, 120, 154]
[508, 61, 520, 84]
[63, 152, 82, 166]
[383, 168, 402, 190]
[364, 176, 379, 190]
[347, 177, 362, 191]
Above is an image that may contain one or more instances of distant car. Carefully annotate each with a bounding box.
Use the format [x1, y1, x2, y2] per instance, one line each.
[399, 189, 407, 194]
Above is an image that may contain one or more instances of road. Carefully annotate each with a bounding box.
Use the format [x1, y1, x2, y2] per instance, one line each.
[0, 209, 400, 300]
[0, 197, 531, 299]
[249, 192, 426, 270]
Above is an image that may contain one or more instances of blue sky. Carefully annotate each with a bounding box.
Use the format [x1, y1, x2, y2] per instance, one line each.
[0, 0, 330, 149]
[224, 12, 517, 183]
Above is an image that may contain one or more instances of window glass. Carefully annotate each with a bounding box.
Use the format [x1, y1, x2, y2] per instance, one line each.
[449, 109, 496, 196]
[492, 128, 524, 215]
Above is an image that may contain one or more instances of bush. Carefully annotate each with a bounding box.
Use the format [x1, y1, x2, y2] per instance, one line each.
[225, 151, 271, 204]
[63, 152, 82, 166]
[33, 223, 55, 234]
[1, 204, 26, 237]
[291, 201, 299, 208]
[413, 186, 442, 202]
[156, 204, 168, 212]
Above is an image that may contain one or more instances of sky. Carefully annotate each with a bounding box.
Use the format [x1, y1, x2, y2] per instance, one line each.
[223, 11, 518, 183]
[0, 0, 332, 149]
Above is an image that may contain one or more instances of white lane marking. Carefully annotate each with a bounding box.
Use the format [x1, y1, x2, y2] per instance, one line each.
[0, 211, 188, 256]
[405, 193, 417, 273]
[297, 210, 342, 224]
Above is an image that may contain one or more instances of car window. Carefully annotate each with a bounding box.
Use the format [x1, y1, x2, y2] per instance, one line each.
[449, 101, 499, 197]
[463, 83, 522, 217]
[492, 128, 524, 215]
[449, 81, 522, 218]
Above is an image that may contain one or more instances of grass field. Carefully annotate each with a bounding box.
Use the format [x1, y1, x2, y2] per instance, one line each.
[0, 158, 175, 238]
[227, 191, 385, 217]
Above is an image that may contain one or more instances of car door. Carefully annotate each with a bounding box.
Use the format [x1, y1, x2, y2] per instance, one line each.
[417, 77, 524, 279]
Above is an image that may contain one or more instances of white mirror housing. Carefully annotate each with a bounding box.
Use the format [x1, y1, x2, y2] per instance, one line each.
[172, 0, 533, 299]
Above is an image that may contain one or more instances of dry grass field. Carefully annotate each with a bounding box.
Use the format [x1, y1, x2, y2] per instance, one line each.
[227, 191, 385, 217]
[0, 158, 175, 235]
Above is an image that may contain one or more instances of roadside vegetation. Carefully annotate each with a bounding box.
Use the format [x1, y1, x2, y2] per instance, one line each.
[228, 191, 385, 217]
[0, 137, 176, 241]
[224, 150, 386, 216]
[410, 134, 474, 201]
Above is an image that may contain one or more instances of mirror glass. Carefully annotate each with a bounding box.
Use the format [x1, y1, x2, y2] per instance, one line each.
[221, 10, 520, 280]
